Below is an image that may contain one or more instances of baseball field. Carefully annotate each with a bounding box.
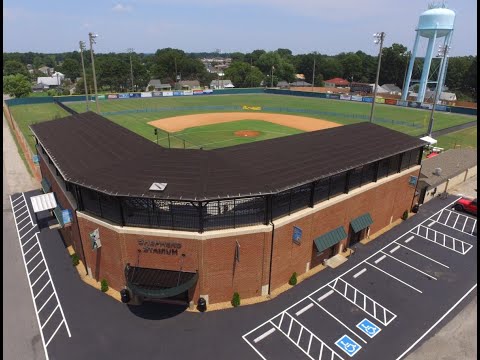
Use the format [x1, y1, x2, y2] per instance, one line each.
[8, 94, 477, 152]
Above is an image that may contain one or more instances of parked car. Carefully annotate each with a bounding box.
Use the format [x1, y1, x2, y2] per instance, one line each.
[454, 197, 477, 215]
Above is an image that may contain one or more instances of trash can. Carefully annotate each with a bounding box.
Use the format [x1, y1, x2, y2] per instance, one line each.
[412, 204, 420, 213]
[120, 289, 131, 303]
[197, 297, 207, 312]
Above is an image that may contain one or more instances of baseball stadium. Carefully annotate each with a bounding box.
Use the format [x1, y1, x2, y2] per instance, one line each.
[6, 89, 476, 306]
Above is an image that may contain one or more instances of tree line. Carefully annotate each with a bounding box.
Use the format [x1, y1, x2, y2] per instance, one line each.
[3, 47, 477, 101]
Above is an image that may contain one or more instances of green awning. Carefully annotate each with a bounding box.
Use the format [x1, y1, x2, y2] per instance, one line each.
[351, 213, 373, 233]
[41, 178, 51, 193]
[314, 226, 347, 253]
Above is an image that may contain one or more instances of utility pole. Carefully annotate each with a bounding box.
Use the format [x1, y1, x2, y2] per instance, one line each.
[311, 56, 316, 91]
[427, 44, 450, 136]
[79, 41, 89, 111]
[127, 48, 134, 92]
[271, 65, 274, 88]
[369, 32, 386, 123]
[174, 57, 178, 90]
[88, 32, 100, 114]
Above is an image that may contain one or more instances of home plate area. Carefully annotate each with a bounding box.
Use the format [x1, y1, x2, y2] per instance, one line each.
[243, 198, 477, 359]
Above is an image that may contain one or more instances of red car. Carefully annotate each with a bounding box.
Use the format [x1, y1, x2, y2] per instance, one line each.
[454, 197, 477, 216]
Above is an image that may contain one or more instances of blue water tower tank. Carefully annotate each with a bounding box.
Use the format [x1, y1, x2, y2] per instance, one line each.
[418, 7, 455, 38]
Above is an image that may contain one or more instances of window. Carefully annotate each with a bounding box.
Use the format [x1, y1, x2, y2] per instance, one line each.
[313, 178, 330, 204]
[388, 154, 401, 176]
[348, 167, 363, 191]
[361, 162, 376, 185]
[377, 158, 389, 180]
[329, 172, 347, 198]
[290, 185, 311, 213]
[400, 151, 411, 171]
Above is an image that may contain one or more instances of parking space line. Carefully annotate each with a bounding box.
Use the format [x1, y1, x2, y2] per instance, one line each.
[18, 221, 32, 233]
[34, 279, 51, 299]
[427, 220, 436, 227]
[397, 244, 449, 268]
[253, 328, 276, 343]
[12, 195, 23, 204]
[445, 211, 452, 224]
[416, 226, 473, 255]
[405, 235, 414, 243]
[14, 204, 26, 214]
[389, 245, 400, 254]
[436, 209, 477, 236]
[318, 290, 334, 302]
[41, 304, 59, 329]
[31, 269, 48, 287]
[28, 259, 45, 276]
[22, 233, 37, 247]
[307, 333, 313, 353]
[396, 284, 477, 360]
[22, 193, 34, 224]
[380, 251, 437, 280]
[295, 303, 314, 316]
[353, 268, 367, 278]
[462, 218, 468, 232]
[26, 250, 41, 265]
[374, 255, 386, 264]
[20, 226, 36, 240]
[45, 320, 65, 347]
[366, 262, 422, 293]
[453, 214, 460, 228]
[16, 210, 29, 221]
[38, 293, 55, 313]
[308, 296, 368, 344]
[296, 327, 303, 344]
[24, 242, 38, 256]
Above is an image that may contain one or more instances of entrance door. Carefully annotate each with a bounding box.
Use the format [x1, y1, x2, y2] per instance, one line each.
[311, 244, 335, 268]
[349, 227, 366, 247]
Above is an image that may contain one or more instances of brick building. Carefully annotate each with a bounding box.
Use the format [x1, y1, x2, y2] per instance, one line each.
[30, 112, 425, 306]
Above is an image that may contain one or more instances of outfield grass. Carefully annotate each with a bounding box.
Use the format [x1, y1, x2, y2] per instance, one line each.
[435, 126, 477, 150]
[9, 103, 70, 151]
[66, 94, 475, 138]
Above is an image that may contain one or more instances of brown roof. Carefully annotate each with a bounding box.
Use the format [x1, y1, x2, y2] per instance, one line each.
[30, 112, 426, 201]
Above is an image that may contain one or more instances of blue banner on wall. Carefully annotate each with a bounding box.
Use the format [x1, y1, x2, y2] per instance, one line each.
[173, 91, 183, 96]
[362, 97, 373, 103]
[351, 95, 363, 102]
[408, 101, 421, 108]
[118, 93, 129, 99]
[327, 94, 340, 100]
[152, 91, 163, 97]
[129, 93, 141, 98]
[436, 105, 447, 111]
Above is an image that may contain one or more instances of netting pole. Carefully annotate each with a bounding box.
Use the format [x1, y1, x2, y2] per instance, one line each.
[183, 139, 186, 149]
[167, 133, 171, 148]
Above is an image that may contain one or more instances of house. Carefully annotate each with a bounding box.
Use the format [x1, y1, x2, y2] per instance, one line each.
[51, 72, 65, 81]
[289, 81, 311, 87]
[324, 78, 349, 88]
[32, 83, 48, 92]
[381, 84, 402, 95]
[416, 148, 477, 204]
[178, 80, 201, 90]
[37, 77, 61, 87]
[295, 74, 305, 80]
[277, 81, 290, 89]
[424, 90, 457, 102]
[210, 79, 234, 89]
[38, 66, 54, 76]
[146, 79, 172, 91]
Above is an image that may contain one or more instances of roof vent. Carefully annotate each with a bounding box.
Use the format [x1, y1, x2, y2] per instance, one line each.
[434, 167, 442, 176]
[149, 182, 167, 191]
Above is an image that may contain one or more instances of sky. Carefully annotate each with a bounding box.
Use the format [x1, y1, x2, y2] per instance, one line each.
[3, 0, 477, 57]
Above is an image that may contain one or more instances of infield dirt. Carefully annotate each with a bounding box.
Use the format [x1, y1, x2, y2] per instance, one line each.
[148, 112, 341, 132]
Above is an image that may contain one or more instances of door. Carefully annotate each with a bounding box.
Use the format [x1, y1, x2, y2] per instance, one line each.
[349, 227, 366, 247]
[311, 244, 334, 268]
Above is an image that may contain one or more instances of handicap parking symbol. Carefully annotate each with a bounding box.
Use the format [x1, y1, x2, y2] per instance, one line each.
[356, 318, 381, 338]
[335, 335, 362, 357]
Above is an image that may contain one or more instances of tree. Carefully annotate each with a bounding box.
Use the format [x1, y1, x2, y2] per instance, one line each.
[257, 51, 296, 83]
[58, 58, 81, 81]
[225, 62, 263, 88]
[3, 60, 29, 77]
[3, 74, 31, 97]
[378, 43, 408, 86]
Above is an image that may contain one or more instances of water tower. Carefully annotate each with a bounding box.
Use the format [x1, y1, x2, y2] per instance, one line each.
[401, 3, 455, 103]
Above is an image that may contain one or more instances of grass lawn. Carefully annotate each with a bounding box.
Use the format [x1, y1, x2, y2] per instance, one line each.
[9, 103, 70, 151]
[435, 126, 477, 150]
[66, 94, 475, 137]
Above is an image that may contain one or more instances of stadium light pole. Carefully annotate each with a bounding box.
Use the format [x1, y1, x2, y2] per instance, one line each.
[427, 44, 450, 136]
[311, 56, 316, 91]
[369, 32, 386, 123]
[127, 48, 135, 92]
[79, 41, 89, 111]
[88, 32, 100, 114]
[271, 65, 274, 88]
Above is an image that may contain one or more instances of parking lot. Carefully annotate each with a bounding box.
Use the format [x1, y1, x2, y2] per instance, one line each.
[243, 198, 477, 360]
[9, 193, 71, 360]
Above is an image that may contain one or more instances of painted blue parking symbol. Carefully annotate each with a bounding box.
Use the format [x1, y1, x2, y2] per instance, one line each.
[335, 335, 362, 357]
[356, 318, 381, 338]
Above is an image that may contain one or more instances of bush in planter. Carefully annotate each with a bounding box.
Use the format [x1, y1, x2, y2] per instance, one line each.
[71, 253, 79, 266]
[289, 272, 298, 286]
[100, 279, 109, 292]
[231, 292, 241, 307]
[401, 210, 409, 221]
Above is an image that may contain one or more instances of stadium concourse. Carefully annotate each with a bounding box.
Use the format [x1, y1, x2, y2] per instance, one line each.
[29, 111, 425, 307]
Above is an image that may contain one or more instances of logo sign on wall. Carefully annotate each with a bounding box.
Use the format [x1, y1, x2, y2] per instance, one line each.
[408, 176, 418, 186]
[203, 89, 213, 94]
[351, 95, 363, 102]
[90, 228, 102, 250]
[340, 94, 352, 100]
[107, 94, 118, 99]
[193, 90, 204, 95]
[152, 91, 163, 97]
[141, 92, 153, 98]
[362, 97, 373, 103]
[129, 93, 141, 98]
[173, 91, 183, 96]
[327, 94, 340, 100]
[97, 95, 106, 100]
[293, 226, 302, 244]
[163, 91, 174, 97]
[375, 97, 385, 103]
[183, 90, 194, 96]
[118, 93, 129, 99]
[408, 101, 420, 108]
[385, 98, 397, 105]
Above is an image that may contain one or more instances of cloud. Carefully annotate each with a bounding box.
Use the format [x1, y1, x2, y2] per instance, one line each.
[112, 3, 132, 12]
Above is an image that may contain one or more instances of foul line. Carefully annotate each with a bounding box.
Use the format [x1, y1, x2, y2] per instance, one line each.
[395, 284, 477, 360]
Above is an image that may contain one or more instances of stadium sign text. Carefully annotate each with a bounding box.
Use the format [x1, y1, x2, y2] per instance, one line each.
[138, 239, 182, 256]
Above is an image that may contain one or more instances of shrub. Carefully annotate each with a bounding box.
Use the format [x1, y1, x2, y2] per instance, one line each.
[71, 253, 79, 266]
[289, 272, 298, 286]
[100, 279, 109, 292]
[402, 210, 409, 220]
[231, 292, 241, 307]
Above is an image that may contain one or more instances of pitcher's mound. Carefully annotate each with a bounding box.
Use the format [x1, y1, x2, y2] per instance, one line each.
[234, 130, 260, 138]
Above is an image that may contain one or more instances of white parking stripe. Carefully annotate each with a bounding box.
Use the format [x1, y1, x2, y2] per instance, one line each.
[31, 269, 48, 287]
[28, 259, 44, 276]
[45, 320, 65, 347]
[453, 214, 460, 228]
[445, 211, 452, 224]
[24, 242, 38, 256]
[374, 255, 386, 264]
[397, 244, 449, 268]
[26, 250, 41, 265]
[14, 204, 26, 213]
[20, 226, 36, 239]
[18, 221, 32, 233]
[34, 279, 51, 299]
[12, 196, 23, 204]
[37, 292, 55, 313]
[22, 233, 37, 247]
[366, 262, 423, 293]
[41, 304, 59, 329]
[353, 268, 367, 278]
[427, 220, 436, 227]
[318, 290, 334, 302]
[462, 218, 468, 232]
[405, 235, 414, 243]
[22, 193, 34, 224]
[295, 303, 313, 316]
[380, 251, 437, 280]
[389, 245, 400, 254]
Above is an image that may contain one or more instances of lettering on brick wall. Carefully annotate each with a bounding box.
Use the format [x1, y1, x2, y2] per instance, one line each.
[138, 239, 182, 255]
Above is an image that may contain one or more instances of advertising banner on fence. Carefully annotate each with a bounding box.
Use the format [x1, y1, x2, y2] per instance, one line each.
[340, 94, 352, 100]
[375, 97, 385, 103]
[436, 105, 447, 111]
[420, 103, 433, 110]
[362, 97, 373, 103]
[385, 98, 397, 105]
[141, 92, 152, 98]
[193, 90, 204, 95]
[183, 90, 193, 96]
[129, 93, 141, 98]
[203, 89, 213, 94]
[397, 100, 408, 107]
[163, 91, 174, 97]
[408, 101, 421, 108]
[152, 91, 163, 97]
[327, 94, 341, 100]
[97, 95, 106, 100]
[351, 95, 363, 102]
[242, 105, 262, 111]
[173, 91, 183, 96]
[107, 94, 118, 99]
[118, 93, 129, 99]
